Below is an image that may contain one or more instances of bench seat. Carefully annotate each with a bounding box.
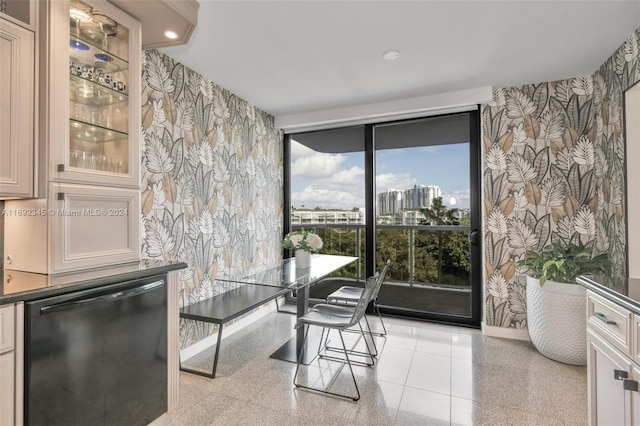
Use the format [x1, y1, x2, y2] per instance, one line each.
[179, 284, 289, 378]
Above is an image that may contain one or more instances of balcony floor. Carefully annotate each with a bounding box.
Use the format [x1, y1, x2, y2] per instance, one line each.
[173, 312, 586, 425]
[310, 279, 471, 317]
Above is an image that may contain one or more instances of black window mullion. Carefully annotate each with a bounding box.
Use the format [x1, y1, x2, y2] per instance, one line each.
[365, 124, 375, 279]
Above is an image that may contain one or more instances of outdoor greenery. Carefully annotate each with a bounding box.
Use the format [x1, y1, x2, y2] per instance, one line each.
[299, 197, 472, 287]
[517, 242, 611, 286]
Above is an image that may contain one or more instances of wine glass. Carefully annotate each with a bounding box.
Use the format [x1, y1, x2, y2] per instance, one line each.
[69, 1, 92, 50]
[92, 13, 117, 52]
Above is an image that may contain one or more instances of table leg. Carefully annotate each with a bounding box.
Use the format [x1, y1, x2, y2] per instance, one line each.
[270, 283, 319, 364]
[296, 283, 309, 356]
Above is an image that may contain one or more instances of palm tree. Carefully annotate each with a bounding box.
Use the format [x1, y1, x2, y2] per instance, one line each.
[420, 197, 460, 284]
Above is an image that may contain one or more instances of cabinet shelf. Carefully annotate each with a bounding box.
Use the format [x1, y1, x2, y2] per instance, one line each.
[69, 119, 128, 143]
[69, 34, 128, 72]
[70, 74, 127, 107]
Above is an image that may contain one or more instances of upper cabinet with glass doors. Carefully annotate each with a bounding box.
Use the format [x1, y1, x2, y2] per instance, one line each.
[1, 0, 37, 30]
[48, 0, 140, 188]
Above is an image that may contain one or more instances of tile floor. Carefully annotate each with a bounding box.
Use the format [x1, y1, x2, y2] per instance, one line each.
[173, 311, 587, 425]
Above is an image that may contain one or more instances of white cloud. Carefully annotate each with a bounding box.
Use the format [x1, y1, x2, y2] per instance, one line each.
[327, 166, 364, 185]
[292, 184, 364, 210]
[291, 152, 347, 179]
[376, 172, 417, 192]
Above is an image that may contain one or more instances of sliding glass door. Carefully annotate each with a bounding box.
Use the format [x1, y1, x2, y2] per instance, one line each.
[373, 113, 480, 323]
[285, 110, 481, 326]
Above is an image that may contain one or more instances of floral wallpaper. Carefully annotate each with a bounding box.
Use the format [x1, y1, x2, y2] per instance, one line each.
[482, 27, 640, 329]
[140, 50, 284, 347]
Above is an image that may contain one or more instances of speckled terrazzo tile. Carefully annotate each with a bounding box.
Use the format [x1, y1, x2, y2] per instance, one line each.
[394, 386, 450, 425]
[341, 380, 403, 424]
[171, 392, 247, 426]
[385, 334, 418, 351]
[178, 371, 218, 400]
[250, 377, 353, 422]
[172, 311, 586, 425]
[450, 396, 564, 426]
[415, 327, 452, 357]
[451, 332, 587, 382]
[450, 357, 587, 424]
[373, 346, 413, 385]
[208, 401, 299, 426]
[405, 351, 451, 395]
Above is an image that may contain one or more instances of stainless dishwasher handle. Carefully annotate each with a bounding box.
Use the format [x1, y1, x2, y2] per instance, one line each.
[40, 280, 165, 314]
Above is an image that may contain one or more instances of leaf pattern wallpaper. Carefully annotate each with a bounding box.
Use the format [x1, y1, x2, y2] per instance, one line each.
[140, 50, 284, 347]
[481, 27, 640, 330]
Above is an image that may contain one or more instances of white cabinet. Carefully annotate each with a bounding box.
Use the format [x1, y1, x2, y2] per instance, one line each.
[0, 12, 36, 198]
[0, 351, 16, 425]
[0, 303, 22, 426]
[587, 290, 640, 425]
[47, 0, 141, 189]
[588, 329, 632, 425]
[4, 184, 140, 273]
[3, 0, 141, 273]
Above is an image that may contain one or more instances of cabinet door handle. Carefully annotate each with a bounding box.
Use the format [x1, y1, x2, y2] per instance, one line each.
[57, 164, 65, 172]
[594, 311, 617, 325]
[57, 192, 65, 200]
[615, 369, 629, 380]
[624, 379, 639, 392]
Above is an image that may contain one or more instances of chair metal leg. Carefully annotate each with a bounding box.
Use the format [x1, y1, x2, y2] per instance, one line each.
[338, 329, 360, 401]
[373, 299, 387, 336]
[294, 326, 360, 401]
[359, 319, 377, 358]
[321, 318, 375, 366]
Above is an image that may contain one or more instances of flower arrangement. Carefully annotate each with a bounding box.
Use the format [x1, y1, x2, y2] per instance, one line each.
[282, 229, 323, 253]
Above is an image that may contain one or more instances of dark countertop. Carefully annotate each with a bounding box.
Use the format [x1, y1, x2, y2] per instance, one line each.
[577, 275, 640, 316]
[0, 260, 188, 305]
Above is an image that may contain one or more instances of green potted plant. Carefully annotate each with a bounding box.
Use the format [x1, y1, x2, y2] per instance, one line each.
[517, 242, 610, 365]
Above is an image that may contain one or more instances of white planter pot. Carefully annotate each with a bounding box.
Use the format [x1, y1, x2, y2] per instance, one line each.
[526, 276, 587, 365]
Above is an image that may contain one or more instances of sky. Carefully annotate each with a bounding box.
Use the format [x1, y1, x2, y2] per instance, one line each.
[290, 141, 470, 210]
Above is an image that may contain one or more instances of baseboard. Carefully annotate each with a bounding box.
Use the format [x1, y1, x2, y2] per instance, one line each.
[482, 323, 531, 341]
[149, 412, 172, 426]
[180, 296, 282, 361]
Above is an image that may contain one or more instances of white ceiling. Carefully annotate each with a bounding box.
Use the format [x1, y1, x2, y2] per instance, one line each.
[162, 1, 640, 123]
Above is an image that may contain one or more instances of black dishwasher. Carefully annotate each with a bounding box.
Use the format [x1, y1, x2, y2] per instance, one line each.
[25, 275, 167, 426]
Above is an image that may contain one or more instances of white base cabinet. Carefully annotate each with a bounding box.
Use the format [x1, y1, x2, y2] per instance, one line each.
[587, 290, 640, 425]
[0, 303, 23, 426]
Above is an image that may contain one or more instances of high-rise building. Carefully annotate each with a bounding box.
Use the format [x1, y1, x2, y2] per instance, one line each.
[377, 185, 441, 214]
[377, 189, 403, 215]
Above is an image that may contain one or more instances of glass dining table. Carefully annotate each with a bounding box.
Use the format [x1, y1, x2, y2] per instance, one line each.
[219, 254, 358, 363]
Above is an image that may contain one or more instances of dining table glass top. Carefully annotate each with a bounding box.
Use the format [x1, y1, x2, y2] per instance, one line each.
[218, 254, 358, 290]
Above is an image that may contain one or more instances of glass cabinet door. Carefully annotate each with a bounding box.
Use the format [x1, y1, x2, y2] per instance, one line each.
[68, 0, 130, 176]
[1, 0, 36, 31]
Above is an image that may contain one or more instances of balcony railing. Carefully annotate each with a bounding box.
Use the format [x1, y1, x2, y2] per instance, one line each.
[292, 223, 471, 289]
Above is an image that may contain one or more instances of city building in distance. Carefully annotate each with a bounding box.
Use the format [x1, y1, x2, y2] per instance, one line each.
[291, 184, 468, 226]
[377, 185, 441, 215]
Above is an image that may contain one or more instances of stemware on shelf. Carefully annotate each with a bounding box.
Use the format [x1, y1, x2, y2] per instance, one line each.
[67, 0, 130, 177]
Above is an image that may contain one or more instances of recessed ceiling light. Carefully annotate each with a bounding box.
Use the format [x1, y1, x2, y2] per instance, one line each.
[383, 50, 400, 61]
[164, 30, 179, 40]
